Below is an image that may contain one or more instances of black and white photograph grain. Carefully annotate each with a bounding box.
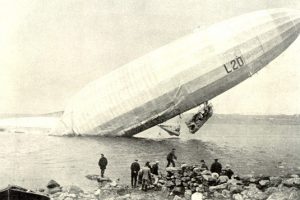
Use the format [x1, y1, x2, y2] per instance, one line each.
[0, 1, 300, 200]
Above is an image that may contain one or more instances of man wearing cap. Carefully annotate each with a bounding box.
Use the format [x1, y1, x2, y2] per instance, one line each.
[130, 159, 140, 188]
[151, 161, 160, 185]
[98, 154, 108, 178]
[200, 160, 208, 170]
[210, 159, 222, 175]
[166, 148, 177, 167]
[141, 162, 152, 191]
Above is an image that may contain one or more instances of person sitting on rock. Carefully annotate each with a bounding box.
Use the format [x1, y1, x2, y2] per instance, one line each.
[210, 158, 222, 175]
[141, 162, 152, 191]
[222, 164, 234, 179]
[98, 154, 108, 178]
[166, 148, 177, 167]
[200, 160, 208, 170]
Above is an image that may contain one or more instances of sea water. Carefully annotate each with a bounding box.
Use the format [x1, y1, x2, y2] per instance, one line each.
[0, 121, 299, 191]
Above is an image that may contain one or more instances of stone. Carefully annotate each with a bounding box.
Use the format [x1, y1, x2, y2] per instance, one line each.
[47, 187, 62, 194]
[166, 180, 175, 187]
[209, 183, 228, 191]
[110, 181, 118, 187]
[213, 191, 223, 198]
[222, 189, 231, 198]
[66, 185, 83, 194]
[282, 178, 300, 187]
[228, 179, 243, 186]
[193, 168, 202, 174]
[259, 180, 270, 187]
[116, 194, 131, 200]
[47, 180, 60, 189]
[240, 174, 253, 182]
[64, 197, 73, 200]
[94, 189, 101, 196]
[173, 195, 183, 200]
[267, 189, 300, 200]
[290, 174, 299, 178]
[173, 186, 185, 195]
[202, 175, 210, 181]
[269, 177, 282, 187]
[184, 189, 192, 199]
[191, 192, 203, 200]
[249, 178, 258, 184]
[218, 175, 229, 184]
[233, 193, 243, 200]
[265, 187, 279, 195]
[116, 188, 126, 195]
[201, 170, 211, 175]
[68, 193, 77, 198]
[175, 179, 182, 186]
[229, 185, 243, 194]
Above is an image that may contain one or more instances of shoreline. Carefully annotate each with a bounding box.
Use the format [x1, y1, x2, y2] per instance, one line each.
[14, 165, 300, 200]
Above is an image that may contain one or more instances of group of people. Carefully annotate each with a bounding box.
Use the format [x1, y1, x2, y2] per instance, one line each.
[130, 160, 160, 191]
[98, 149, 234, 192]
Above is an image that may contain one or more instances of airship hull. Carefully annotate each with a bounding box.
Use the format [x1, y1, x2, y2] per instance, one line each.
[53, 9, 300, 136]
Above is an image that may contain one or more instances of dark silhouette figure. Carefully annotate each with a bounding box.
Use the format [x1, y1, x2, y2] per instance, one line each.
[166, 148, 177, 167]
[130, 159, 140, 188]
[98, 154, 108, 178]
[210, 159, 222, 175]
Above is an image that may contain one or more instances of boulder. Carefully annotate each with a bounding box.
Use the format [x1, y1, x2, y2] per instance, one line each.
[166, 181, 175, 188]
[193, 168, 202, 174]
[229, 185, 243, 194]
[209, 183, 228, 191]
[172, 186, 185, 195]
[184, 189, 192, 199]
[175, 179, 182, 186]
[201, 170, 211, 175]
[213, 191, 223, 199]
[202, 175, 210, 181]
[267, 189, 300, 200]
[265, 187, 279, 195]
[259, 180, 270, 187]
[191, 192, 203, 200]
[239, 174, 253, 182]
[218, 175, 229, 184]
[173, 195, 183, 200]
[46, 180, 60, 189]
[290, 174, 299, 178]
[233, 193, 243, 200]
[282, 178, 300, 187]
[116, 188, 127, 196]
[222, 189, 231, 198]
[110, 181, 118, 187]
[269, 177, 282, 187]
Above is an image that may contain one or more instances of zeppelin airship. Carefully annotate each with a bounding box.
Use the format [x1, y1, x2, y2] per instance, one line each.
[52, 8, 300, 137]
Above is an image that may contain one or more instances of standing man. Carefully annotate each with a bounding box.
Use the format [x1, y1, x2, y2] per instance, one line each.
[130, 159, 140, 188]
[210, 158, 222, 175]
[166, 148, 177, 167]
[98, 154, 108, 178]
[151, 161, 159, 185]
[141, 162, 152, 191]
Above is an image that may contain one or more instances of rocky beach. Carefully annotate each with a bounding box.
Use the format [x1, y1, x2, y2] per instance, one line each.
[29, 164, 300, 200]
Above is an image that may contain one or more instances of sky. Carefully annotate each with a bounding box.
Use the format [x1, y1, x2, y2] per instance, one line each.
[0, 0, 300, 115]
